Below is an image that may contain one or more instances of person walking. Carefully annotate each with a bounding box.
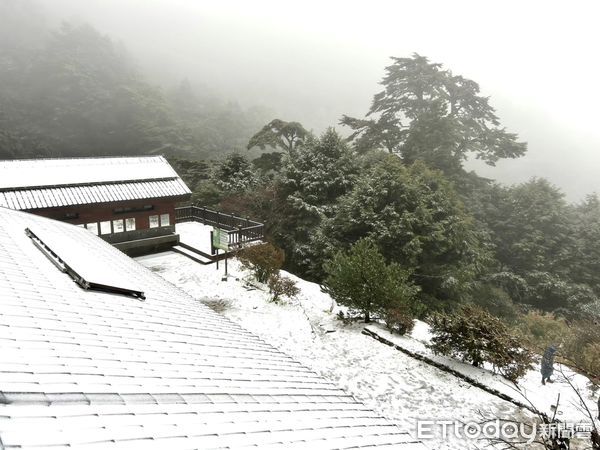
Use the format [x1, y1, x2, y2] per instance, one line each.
[541, 345, 557, 385]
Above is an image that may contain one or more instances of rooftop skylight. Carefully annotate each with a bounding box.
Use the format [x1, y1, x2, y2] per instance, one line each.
[26, 226, 146, 300]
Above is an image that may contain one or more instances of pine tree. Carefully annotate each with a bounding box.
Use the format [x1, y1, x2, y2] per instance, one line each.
[213, 153, 258, 193]
[320, 155, 491, 309]
[273, 128, 358, 277]
[323, 239, 419, 323]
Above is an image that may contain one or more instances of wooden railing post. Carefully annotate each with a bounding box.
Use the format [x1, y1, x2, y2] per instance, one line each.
[175, 205, 265, 243]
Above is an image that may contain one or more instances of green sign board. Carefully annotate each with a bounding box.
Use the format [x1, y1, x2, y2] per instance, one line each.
[212, 228, 229, 251]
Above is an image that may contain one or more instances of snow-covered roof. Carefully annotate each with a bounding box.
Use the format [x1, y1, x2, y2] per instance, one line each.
[0, 207, 423, 449]
[0, 156, 191, 210]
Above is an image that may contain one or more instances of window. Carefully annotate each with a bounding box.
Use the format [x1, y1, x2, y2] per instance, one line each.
[125, 218, 136, 231]
[149, 215, 159, 228]
[160, 213, 170, 227]
[86, 223, 99, 235]
[99, 221, 112, 235]
[112, 219, 124, 233]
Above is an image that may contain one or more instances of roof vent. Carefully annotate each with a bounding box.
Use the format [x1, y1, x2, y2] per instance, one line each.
[26, 227, 145, 300]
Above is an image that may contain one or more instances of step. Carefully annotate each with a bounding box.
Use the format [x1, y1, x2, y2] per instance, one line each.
[172, 246, 215, 265]
[178, 241, 233, 262]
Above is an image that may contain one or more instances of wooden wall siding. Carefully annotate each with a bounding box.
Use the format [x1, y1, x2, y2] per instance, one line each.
[30, 199, 177, 231]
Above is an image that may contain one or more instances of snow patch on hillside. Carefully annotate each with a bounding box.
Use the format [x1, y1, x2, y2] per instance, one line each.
[137, 251, 598, 450]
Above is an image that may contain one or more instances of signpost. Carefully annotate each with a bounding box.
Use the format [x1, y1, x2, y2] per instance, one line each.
[211, 228, 229, 280]
[212, 228, 229, 251]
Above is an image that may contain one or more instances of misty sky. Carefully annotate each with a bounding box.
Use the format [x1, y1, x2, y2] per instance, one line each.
[39, 0, 600, 201]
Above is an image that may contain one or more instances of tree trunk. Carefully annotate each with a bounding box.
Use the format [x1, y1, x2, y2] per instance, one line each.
[364, 311, 370, 323]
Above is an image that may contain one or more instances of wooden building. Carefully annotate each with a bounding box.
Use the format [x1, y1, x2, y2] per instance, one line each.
[0, 156, 191, 254]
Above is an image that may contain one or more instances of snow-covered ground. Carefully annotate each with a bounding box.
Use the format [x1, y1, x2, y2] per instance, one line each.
[366, 323, 596, 425]
[137, 248, 599, 450]
[176, 222, 214, 254]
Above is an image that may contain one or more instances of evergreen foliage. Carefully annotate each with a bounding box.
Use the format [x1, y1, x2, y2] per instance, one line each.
[0, 8, 267, 160]
[273, 128, 358, 277]
[477, 179, 599, 313]
[247, 119, 308, 152]
[323, 239, 420, 323]
[213, 153, 258, 193]
[341, 53, 526, 174]
[320, 155, 491, 309]
[429, 304, 534, 382]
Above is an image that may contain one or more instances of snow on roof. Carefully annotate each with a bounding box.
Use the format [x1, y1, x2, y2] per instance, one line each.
[0, 156, 181, 190]
[0, 156, 191, 210]
[0, 207, 423, 449]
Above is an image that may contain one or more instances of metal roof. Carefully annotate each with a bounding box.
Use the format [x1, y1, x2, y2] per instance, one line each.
[0, 207, 425, 449]
[0, 157, 191, 210]
[0, 179, 191, 210]
[0, 156, 181, 190]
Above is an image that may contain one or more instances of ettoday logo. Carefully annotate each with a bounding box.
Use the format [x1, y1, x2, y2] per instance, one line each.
[416, 420, 594, 444]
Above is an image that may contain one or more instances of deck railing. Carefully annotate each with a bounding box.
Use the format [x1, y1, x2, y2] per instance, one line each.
[175, 206, 264, 248]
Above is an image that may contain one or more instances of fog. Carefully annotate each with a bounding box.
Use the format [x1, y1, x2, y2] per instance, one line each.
[34, 0, 600, 200]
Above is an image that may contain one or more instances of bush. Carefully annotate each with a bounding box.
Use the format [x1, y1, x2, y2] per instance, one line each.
[561, 320, 600, 378]
[323, 238, 420, 323]
[237, 243, 285, 283]
[268, 274, 300, 303]
[582, 343, 600, 378]
[429, 304, 533, 382]
[384, 305, 415, 335]
[514, 311, 570, 353]
[515, 312, 600, 379]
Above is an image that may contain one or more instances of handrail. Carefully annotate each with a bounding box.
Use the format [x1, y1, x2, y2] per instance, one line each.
[175, 205, 264, 248]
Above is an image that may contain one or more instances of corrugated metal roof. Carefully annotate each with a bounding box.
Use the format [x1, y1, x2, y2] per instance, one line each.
[0, 179, 191, 210]
[0, 156, 181, 190]
[0, 207, 425, 449]
[0, 156, 192, 210]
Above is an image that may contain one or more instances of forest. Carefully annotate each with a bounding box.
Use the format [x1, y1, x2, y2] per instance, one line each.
[1, 1, 598, 383]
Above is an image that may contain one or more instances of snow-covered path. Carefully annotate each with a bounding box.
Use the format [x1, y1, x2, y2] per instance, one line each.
[137, 251, 596, 450]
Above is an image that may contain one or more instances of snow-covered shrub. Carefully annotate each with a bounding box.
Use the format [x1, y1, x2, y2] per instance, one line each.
[237, 243, 284, 284]
[267, 274, 299, 303]
[428, 304, 533, 382]
[213, 153, 258, 193]
[323, 238, 420, 323]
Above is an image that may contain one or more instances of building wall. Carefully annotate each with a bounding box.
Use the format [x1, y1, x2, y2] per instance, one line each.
[27, 199, 179, 244]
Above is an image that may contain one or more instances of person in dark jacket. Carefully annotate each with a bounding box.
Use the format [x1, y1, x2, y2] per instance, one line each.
[541, 345, 557, 385]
